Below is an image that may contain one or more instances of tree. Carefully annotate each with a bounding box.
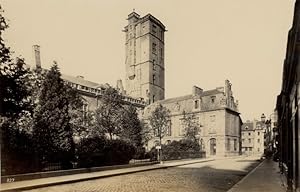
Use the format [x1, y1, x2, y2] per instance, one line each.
[33, 63, 74, 168]
[70, 109, 96, 142]
[181, 111, 200, 142]
[95, 86, 123, 140]
[148, 104, 170, 161]
[119, 105, 143, 147]
[0, 6, 37, 174]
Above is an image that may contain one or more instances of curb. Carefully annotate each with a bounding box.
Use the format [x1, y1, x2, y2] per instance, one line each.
[0, 159, 214, 192]
[227, 159, 264, 192]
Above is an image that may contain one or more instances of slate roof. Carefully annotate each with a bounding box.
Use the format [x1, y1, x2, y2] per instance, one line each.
[61, 74, 107, 89]
[157, 89, 223, 104]
[201, 89, 223, 96]
[242, 122, 254, 131]
[158, 95, 193, 104]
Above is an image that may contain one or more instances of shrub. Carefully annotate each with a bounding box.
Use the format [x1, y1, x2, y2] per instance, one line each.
[104, 139, 136, 165]
[76, 137, 136, 168]
[148, 139, 204, 161]
[76, 136, 106, 168]
[133, 146, 147, 159]
[1, 122, 38, 175]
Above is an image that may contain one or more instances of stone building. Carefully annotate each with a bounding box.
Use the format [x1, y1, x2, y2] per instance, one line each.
[276, 0, 300, 190]
[31, 45, 146, 113]
[122, 11, 242, 157]
[143, 80, 242, 157]
[124, 11, 166, 104]
[241, 120, 265, 156]
[31, 11, 242, 157]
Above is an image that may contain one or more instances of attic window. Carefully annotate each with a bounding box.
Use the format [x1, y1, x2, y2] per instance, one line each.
[194, 100, 199, 109]
[211, 96, 216, 103]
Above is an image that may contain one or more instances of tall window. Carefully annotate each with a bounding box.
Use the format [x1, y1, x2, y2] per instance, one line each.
[248, 139, 251, 143]
[234, 139, 237, 151]
[227, 138, 230, 151]
[152, 95, 155, 103]
[82, 103, 88, 126]
[194, 100, 199, 109]
[211, 96, 216, 103]
[152, 24, 157, 34]
[153, 74, 156, 84]
[153, 60, 156, 71]
[152, 43, 157, 53]
[257, 131, 260, 136]
[257, 139, 260, 143]
[166, 120, 172, 136]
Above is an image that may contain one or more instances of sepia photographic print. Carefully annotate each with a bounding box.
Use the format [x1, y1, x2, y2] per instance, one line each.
[0, 1, 299, 191]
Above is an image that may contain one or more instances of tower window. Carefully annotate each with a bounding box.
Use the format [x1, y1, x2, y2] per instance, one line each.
[152, 25, 157, 34]
[153, 74, 156, 84]
[153, 95, 155, 103]
[152, 43, 157, 53]
[153, 60, 156, 71]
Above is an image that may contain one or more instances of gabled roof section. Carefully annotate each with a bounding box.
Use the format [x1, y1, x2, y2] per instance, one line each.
[158, 94, 193, 104]
[242, 122, 254, 131]
[61, 74, 104, 89]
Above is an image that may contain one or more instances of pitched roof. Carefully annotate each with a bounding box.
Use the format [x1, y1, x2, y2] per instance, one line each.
[201, 89, 223, 96]
[158, 94, 193, 104]
[157, 88, 223, 104]
[61, 74, 106, 89]
[242, 122, 254, 131]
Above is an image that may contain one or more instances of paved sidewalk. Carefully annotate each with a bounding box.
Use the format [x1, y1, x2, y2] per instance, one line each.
[228, 159, 286, 192]
[0, 158, 213, 192]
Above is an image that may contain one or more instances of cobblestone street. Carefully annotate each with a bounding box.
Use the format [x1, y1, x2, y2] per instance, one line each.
[24, 156, 261, 192]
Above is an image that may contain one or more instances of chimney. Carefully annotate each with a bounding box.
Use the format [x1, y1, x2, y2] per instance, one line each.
[192, 86, 203, 96]
[32, 45, 41, 69]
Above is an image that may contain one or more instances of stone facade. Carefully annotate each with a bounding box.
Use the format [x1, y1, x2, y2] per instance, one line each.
[241, 120, 265, 156]
[124, 12, 166, 104]
[32, 45, 147, 113]
[143, 80, 242, 157]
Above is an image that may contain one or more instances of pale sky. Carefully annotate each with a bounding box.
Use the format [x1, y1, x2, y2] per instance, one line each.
[2, 0, 295, 121]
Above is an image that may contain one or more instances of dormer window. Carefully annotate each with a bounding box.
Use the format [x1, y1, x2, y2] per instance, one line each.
[194, 100, 199, 109]
[211, 96, 216, 103]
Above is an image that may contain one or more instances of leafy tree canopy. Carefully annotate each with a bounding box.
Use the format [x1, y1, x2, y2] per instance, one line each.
[148, 104, 170, 146]
[95, 86, 123, 140]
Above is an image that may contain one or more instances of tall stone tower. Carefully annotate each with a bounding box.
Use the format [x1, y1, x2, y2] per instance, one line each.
[124, 11, 166, 104]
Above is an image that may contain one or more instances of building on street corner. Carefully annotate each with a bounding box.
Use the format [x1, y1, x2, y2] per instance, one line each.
[143, 80, 242, 157]
[241, 114, 273, 156]
[276, 0, 300, 191]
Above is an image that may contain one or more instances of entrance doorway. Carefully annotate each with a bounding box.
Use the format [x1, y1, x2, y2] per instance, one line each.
[210, 138, 216, 155]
